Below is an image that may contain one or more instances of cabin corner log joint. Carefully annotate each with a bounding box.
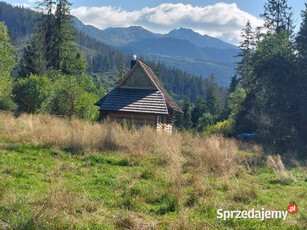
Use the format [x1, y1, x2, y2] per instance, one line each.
[94, 59, 183, 133]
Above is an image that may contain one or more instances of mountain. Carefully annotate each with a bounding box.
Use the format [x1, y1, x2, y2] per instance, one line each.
[73, 19, 239, 86]
[121, 37, 238, 64]
[73, 18, 160, 46]
[74, 18, 236, 50]
[167, 28, 236, 50]
[122, 37, 204, 59]
[118, 35, 238, 86]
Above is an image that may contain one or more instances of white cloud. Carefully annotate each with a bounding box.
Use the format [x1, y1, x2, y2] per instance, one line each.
[12, 3, 31, 8]
[71, 3, 263, 45]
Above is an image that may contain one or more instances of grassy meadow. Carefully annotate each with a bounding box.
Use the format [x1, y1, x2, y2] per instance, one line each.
[0, 112, 306, 229]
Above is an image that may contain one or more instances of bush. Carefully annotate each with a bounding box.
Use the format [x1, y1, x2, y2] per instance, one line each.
[13, 74, 51, 113]
[197, 112, 218, 131]
[50, 75, 99, 120]
[0, 97, 16, 110]
[206, 119, 234, 136]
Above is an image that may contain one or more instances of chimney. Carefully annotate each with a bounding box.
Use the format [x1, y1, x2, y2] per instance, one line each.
[130, 54, 137, 69]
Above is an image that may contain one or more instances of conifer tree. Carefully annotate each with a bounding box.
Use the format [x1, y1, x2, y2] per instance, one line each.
[32, 0, 87, 76]
[205, 74, 221, 116]
[236, 21, 255, 90]
[53, 0, 73, 71]
[116, 55, 127, 83]
[181, 97, 192, 130]
[296, 3, 307, 64]
[0, 22, 16, 109]
[228, 75, 241, 93]
[19, 33, 47, 77]
[296, 3, 307, 148]
[261, 0, 294, 34]
[251, 30, 295, 147]
[38, 0, 56, 69]
[191, 97, 206, 128]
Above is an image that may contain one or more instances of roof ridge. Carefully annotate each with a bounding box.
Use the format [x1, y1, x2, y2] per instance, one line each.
[138, 61, 169, 114]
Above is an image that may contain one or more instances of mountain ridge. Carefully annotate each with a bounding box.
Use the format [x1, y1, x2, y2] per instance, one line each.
[73, 18, 238, 86]
[73, 17, 237, 49]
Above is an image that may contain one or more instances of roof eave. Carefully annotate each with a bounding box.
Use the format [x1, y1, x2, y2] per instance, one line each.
[99, 108, 169, 115]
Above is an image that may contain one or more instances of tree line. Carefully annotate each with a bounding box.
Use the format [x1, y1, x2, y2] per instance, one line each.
[176, 0, 307, 157]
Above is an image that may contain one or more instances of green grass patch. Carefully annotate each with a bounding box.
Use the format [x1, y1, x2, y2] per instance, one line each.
[0, 141, 306, 229]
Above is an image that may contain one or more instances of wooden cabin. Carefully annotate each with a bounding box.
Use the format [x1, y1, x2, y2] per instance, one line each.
[94, 59, 183, 133]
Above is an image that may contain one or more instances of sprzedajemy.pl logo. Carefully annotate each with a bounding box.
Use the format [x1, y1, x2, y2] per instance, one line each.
[217, 204, 297, 221]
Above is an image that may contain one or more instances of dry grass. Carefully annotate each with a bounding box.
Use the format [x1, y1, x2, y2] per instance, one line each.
[115, 212, 157, 230]
[189, 135, 241, 175]
[266, 155, 288, 178]
[0, 112, 248, 174]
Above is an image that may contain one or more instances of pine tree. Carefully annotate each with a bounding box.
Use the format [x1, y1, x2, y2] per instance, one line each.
[38, 0, 56, 69]
[251, 30, 296, 148]
[20, 0, 87, 76]
[296, 3, 307, 149]
[205, 74, 221, 116]
[0, 22, 16, 109]
[181, 97, 192, 130]
[116, 55, 127, 84]
[19, 33, 46, 78]
[236, 21, 255, 90]
[296, 3, 307, 64]
[191, 97, 206, 128]
[53, 0, 74, 71]
[261, 0, 294, 34]
[228, 75, 241, 93]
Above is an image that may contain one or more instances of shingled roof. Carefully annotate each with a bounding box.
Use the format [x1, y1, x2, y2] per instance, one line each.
[95, 88, 168, 114]
[95, 59, 183, 114]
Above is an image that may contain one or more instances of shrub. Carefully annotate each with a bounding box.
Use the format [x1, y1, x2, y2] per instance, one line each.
[197, 112, 218, 131]
[50, 75, 99, 120]
[0, 97, 16, 110]
[13, 74, 51, 113]
[205, 119, 234, 136]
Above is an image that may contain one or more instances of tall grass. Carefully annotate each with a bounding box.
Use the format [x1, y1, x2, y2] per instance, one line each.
[266, 155, 288, 178]
[0, 113, 246, 174]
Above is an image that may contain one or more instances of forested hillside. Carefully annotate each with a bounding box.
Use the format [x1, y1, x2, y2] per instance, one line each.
[0, 2, 39, 39]
[0, 1, 224, 102]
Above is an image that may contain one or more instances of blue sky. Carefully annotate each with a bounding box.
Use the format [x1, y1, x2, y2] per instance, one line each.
[4, 0, 306, 44]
